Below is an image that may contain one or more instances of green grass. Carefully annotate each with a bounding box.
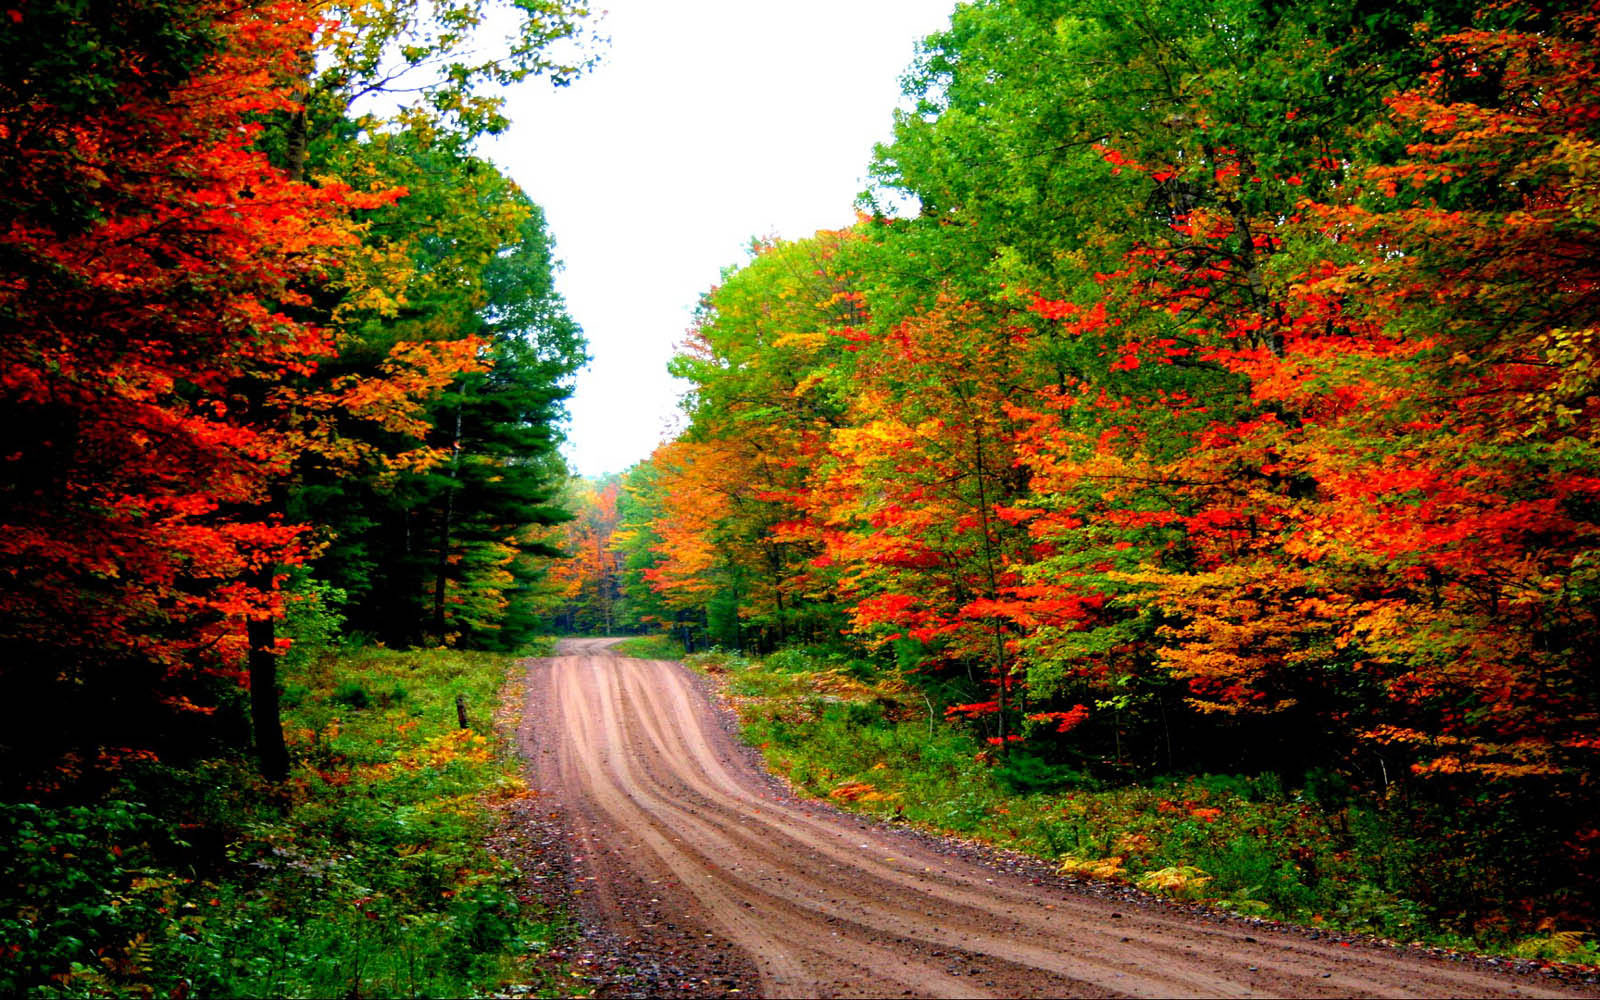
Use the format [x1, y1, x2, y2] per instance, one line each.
[2, 646, 578, 998]
[610, 634, 686, 660]
[689, 647, 1600, 965]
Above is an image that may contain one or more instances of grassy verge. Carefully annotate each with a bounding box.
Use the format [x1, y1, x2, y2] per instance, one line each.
[688, 646, 1599, 966]
[2, 643, 574, 998]
[609, 634, 686, 660]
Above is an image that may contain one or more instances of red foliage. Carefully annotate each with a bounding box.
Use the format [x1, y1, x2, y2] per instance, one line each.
[0, 0, 382, 696]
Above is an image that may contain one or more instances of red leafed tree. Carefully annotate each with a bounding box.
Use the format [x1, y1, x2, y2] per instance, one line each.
[1014, 0, 1600, 805]
[815, 297, 1036, 746]
[0, 0, 391, 782]
[1281, 5, 1600, 783]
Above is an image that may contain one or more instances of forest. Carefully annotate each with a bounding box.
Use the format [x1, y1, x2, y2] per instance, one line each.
[4, 0, 1600, 993]
[557, 0, 1600, 962]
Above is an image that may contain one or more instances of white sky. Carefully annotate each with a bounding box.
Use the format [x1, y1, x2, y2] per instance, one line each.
[482, 1, 955, 478]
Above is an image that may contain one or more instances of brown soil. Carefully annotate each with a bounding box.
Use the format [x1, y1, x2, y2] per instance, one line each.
[515, 637, 1598, 999]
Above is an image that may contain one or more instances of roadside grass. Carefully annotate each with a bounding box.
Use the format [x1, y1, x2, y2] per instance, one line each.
[610, 634, 686, 660]
[687, 647, 1600, 966]
[2, 643, 574, 998]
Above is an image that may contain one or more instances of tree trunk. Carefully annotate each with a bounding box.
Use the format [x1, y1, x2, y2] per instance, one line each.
[434, 402, 465, 637]
[245, 43, 314, 782]
[433, 486, 454, 635]
[971, 414, 1010, 756]
[284, 51, 314, 183]
[247, 566, 289, 781]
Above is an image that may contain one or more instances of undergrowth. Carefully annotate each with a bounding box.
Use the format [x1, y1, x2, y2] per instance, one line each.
[1, 643, 572, 998]
[609, 634, 685, 660]
[687, 646, 1600, 967]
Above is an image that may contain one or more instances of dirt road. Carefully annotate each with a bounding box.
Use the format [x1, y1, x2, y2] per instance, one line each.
[518, 638, 1592, 998]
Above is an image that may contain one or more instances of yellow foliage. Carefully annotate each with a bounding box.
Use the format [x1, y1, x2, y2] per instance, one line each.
[1136, 865, 1214, 898]
[772, 332, 829, 352]
[829, 780, 891, 802]
[808, 668, 904, 701]
[393, 729, 493, 770]
[1512, 930, 1589, 960]
[1059, 854, 1127, 879]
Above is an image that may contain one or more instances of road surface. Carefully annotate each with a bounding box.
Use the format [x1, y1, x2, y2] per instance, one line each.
[517, 637, 1590, 998]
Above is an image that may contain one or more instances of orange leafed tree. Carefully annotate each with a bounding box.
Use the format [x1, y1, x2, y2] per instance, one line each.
[649, 230, 869, 648]
[548, 476, 623, 632]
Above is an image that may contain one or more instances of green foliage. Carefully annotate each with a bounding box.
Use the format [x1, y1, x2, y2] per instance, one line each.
[0, 648, 572, 997]
[282, 571, 349, 675]
[609, 635, 686, 660]
[0, 800, 168, 995]
[723, 645, 1583, 958]
[756, 646, 815, 673]
[310, 0, 600, 145]
[299, 144, 584, 651]
[992, 753, 1095, 795]
[330, 682, 372, 709]
[682, 649, 753, 675]
[0, 0, 221, 118]
[610, 462, 684, 635]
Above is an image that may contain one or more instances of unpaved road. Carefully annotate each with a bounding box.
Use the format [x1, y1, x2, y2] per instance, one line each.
[518, 638, 1594, 998]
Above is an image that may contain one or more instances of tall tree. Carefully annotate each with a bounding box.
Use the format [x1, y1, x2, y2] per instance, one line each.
[0, 0, 390, 782]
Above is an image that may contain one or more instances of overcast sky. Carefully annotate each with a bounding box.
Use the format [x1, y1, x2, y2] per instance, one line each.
[481, 0, 955, 478]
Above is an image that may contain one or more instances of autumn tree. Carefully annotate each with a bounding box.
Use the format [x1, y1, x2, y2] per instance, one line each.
[247, 0, 596, 719]
[548, 476, 623, 633]
[654, 232, 874, 648]
[0, 0, 596, 782]
[0, 0, 394, 783]
[816, 298, 1042, 744]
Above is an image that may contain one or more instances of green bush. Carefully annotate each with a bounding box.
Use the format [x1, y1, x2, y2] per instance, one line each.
[331, 682, 371, 709]
[994, 753, 1095, 794]
[763, 647, 815, 673]
[723, 645, 1577, 960]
